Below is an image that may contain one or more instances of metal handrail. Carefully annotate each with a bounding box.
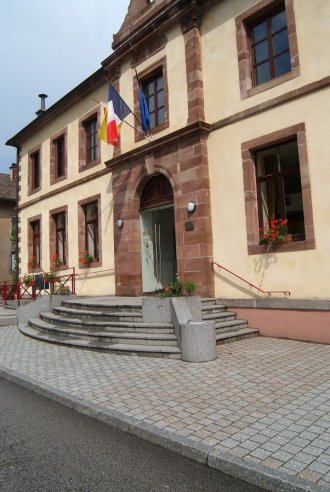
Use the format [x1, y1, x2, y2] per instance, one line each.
[211, 260, 291, 296]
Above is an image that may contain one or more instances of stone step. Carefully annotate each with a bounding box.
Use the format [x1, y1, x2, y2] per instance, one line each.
[201, 304, 226, 314]
[62, 300, 142, 314]
[20, 324, 181, 359]
[201, 297, 218, 306]
[40, 312, 173, 333]
[53, 306, 143, 323]
[202, 311, 237, 322]
[29, 318, 178, 346]
[214, 319, 249, 334]
[216, 328, 259, 344]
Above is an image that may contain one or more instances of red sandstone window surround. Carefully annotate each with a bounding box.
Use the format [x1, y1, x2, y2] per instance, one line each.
[242, 123, 315, 254]
[77, 194, 102, 267]
[49, 206, 68, 269]
[28, 215, 42, 271]
[28, 146, 42, 194]
[79, 108, 101, 171]
[235, 0, 300, 99]
[50, 129, 67, 184]
[134, 57, 169, 141]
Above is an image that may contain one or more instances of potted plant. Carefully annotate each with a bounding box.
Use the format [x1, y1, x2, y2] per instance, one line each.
[260, 219, 290, 250]
[79, 250, 93, 266]
[27, 256, 37, 269]
[44, 271, 60, 283]
[22, 273, 35, 287]
[51, 254, 62, 269]
[53, 285, 71, 295]
[163, 274, 196, 297]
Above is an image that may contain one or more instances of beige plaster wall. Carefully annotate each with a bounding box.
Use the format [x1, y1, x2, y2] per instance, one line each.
[208, 88, 330, 299]
[19, 175, 115, 296]
[202, 0, 330, 123]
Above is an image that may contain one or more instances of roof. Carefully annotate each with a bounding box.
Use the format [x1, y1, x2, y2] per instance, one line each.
[0, 173, 16, 201]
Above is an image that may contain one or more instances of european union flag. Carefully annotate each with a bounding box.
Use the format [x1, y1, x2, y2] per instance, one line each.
[139, 87, 150, 132]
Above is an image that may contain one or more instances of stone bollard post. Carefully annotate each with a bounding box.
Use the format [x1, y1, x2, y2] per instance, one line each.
[181, 321, 217, 363]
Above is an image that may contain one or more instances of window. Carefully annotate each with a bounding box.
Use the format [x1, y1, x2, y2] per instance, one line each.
[142, 72, 165, 129]
[242, 124, 315, 254]
[84, 116, 98, 163]
[250, 7, 291, 86]
[235, 0, 299, 98]
[49, 207, 68, 268]
[55, 213, 66, 264]
[84, 202, 99, 260]
[256, 140, 305, 240]
[50, 130, 67, 184]
[134, 58, 169, 140]
[55, 136, 65, 177]
[79, 109, 100, 170]
[31, 220, 40, 267]
[78, 195, 102, 267]
[32, 151, 40, 189]
[28, 148, 41, 193]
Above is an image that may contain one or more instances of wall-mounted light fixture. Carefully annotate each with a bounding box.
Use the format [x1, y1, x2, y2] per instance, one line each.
[116, 219, 124, 229]
[187, 201, 196, 213]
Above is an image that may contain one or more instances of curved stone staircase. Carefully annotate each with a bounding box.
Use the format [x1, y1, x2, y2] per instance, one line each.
[19, 297, 258, 358]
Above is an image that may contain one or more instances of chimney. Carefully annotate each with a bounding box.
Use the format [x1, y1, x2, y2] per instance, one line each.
[10, 163, 17, 181]
[35, 93, 48, 116]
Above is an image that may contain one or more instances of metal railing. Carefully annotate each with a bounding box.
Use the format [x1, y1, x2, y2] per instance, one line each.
[0, 268, 76, 306]
[211, 260, 291, 296]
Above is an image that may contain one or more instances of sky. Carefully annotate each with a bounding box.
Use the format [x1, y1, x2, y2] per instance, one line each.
[0, 0, 130, 174]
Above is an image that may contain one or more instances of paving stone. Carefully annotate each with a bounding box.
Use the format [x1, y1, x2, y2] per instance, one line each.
[1, 326, 330, 487]
[308, 461, 330, 475]
[271, 450, 295, 462]
[298, 469, 322, 482]
[261, 457, 284, 470]
[240, 440, 260, 451]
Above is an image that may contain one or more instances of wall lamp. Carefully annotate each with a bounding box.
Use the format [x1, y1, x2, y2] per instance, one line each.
[187, 201, 196, 213]
[116, 219, 124, 229]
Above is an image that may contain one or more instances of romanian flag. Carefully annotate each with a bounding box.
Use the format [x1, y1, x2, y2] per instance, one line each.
[98, 84, 131, 146]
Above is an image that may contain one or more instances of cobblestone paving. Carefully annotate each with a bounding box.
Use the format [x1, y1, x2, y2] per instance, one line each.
[1, 327, 330, 488]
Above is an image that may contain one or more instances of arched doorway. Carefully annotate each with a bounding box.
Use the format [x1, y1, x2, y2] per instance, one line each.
[140, 174, 177, 292]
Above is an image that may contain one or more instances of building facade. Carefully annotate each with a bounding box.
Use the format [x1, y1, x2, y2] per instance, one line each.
[7, 0, 330, 340]
[0, 166, 17, 284]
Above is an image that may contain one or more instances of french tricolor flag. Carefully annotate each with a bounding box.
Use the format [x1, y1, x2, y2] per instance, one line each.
[98, 84, 131, 147]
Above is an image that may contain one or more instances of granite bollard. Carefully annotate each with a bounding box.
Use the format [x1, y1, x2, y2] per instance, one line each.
[181, 321, 217, 363]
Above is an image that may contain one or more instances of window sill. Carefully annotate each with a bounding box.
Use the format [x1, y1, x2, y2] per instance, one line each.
[241, 67, 300, 100]
[28, 186, 41, 196]
[50, 174, 67, 186]
[79, 260, 102, 269]
[248, 238, 315, 255]
[135, 120, 169, 143]
[79, 158, 101, 173]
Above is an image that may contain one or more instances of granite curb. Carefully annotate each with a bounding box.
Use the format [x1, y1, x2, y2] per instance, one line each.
[0, 364, 328, 492]
[0, 316, 17, 326]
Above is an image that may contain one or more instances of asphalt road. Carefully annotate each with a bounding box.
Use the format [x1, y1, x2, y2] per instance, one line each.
[0, 377, 265, 492]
